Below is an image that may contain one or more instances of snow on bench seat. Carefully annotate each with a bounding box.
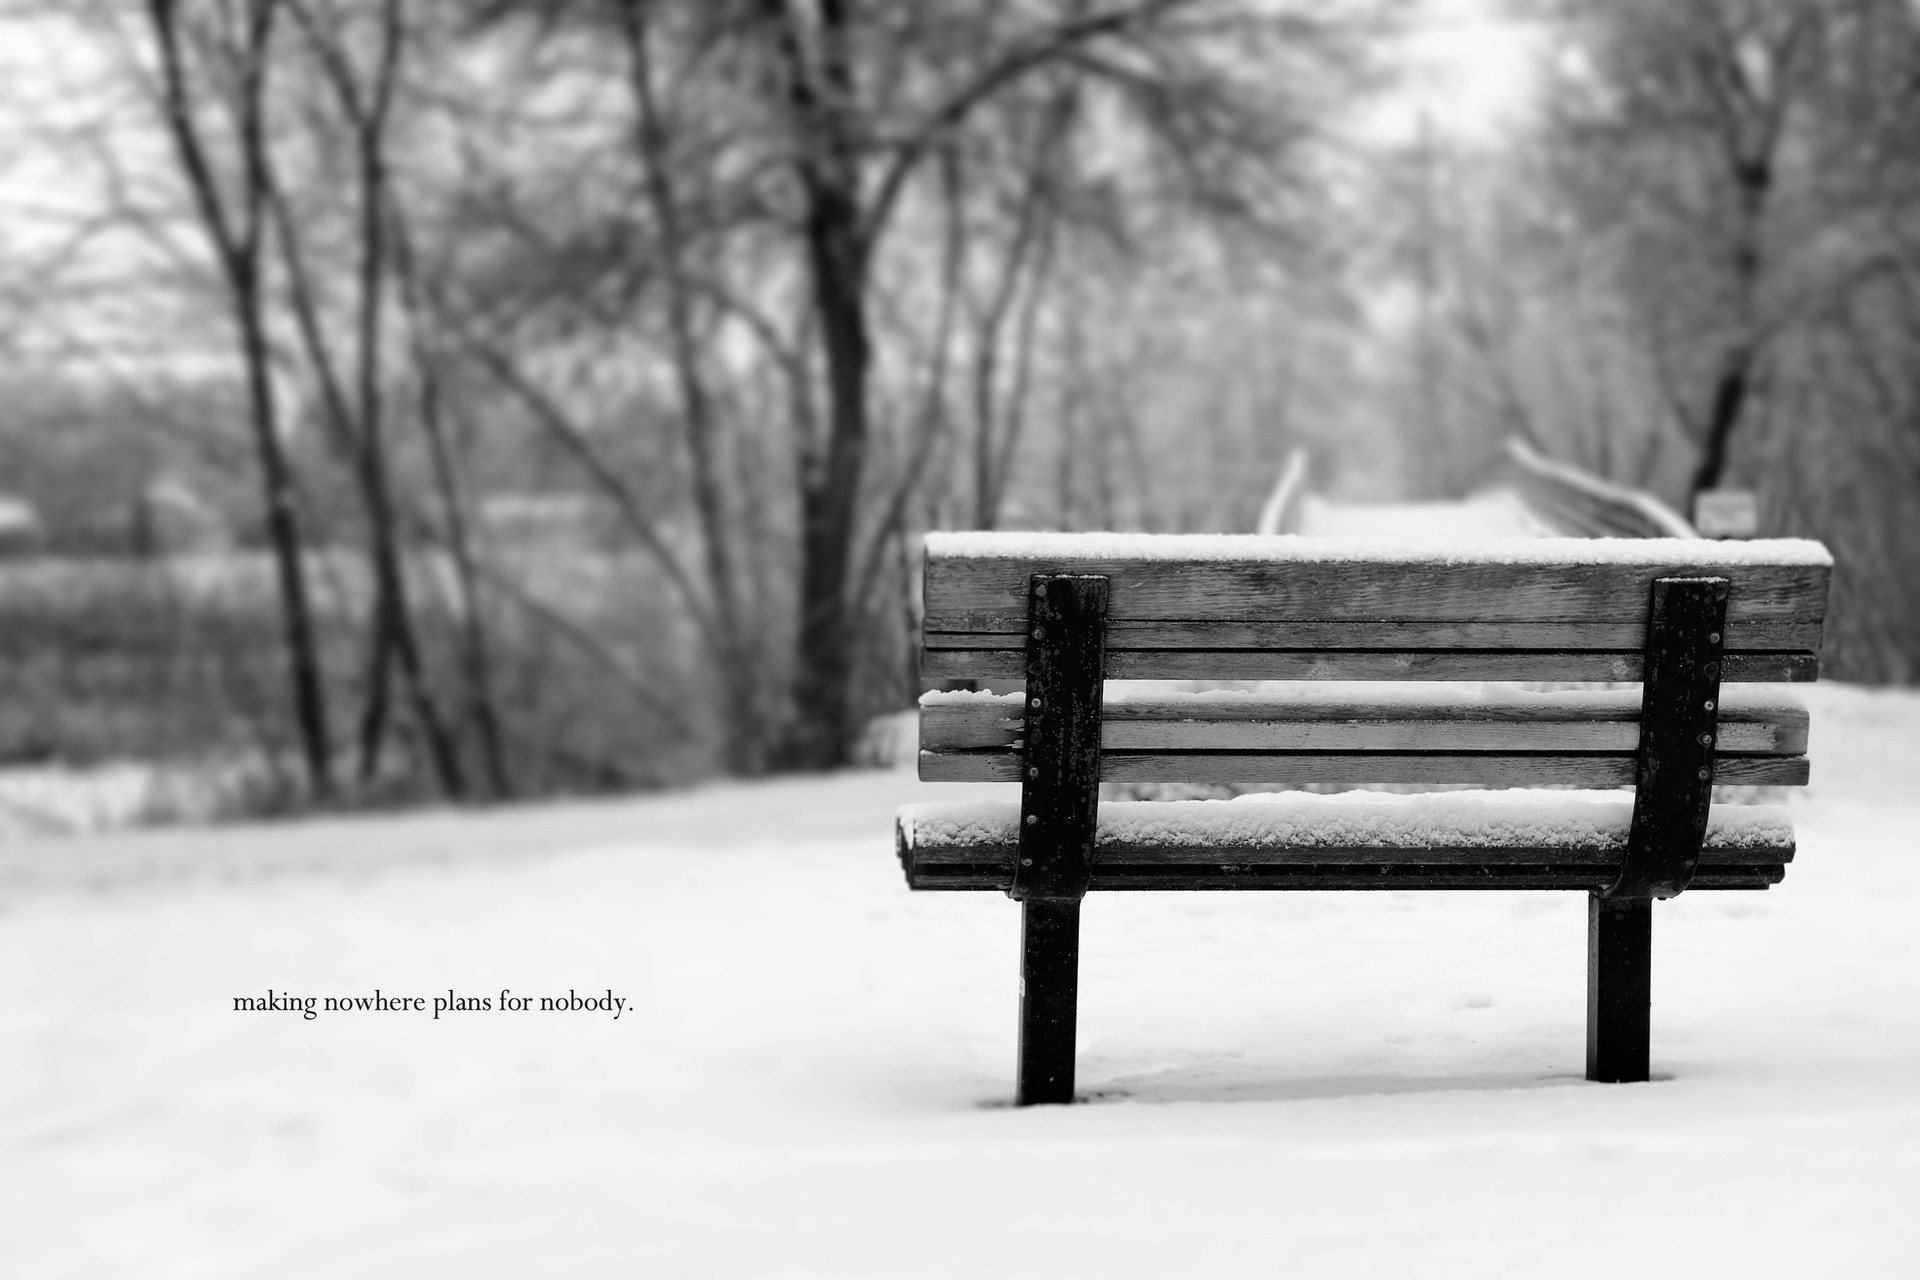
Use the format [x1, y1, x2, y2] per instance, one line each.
[901, 791, 1794, 854]
[896, 791, 1796, 892]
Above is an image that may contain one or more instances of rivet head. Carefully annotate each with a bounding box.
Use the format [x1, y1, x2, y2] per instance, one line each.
[1032, 625, 1046, 639]
[1034, 582, 1048, 597]
[1709, 632, 1721, 645]
[1705, 660, 1719, 677]
[1030, 697, 1042, 709]
[1697, 766, 1711, 780]
[1027, 766, 1039, 779]
[1021, 857, 1033, 866]
[1704, 699, 1715, 711]
[1698, 732, 1714, 747]
[1025, 814, 1038, 826]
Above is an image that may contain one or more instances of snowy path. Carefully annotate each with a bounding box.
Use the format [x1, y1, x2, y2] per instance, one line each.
[3, 686, 1917, 1278]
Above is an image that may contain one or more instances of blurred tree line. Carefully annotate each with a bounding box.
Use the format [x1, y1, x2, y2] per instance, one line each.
[1374, 0, 1920, 681]
[3, 0, 1361, 799]
[0, 0, 1914, 810]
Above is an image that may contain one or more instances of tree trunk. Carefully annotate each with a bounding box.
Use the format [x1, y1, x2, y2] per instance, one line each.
[620, 1, 760, 773]
[785, 176, 870, 768]
[147, 0, 335, 797]
[234, 266, 336, 796]
[771, 0, 870, 770]
[1688, 346, 1754, 498]
[284, 0, 464, 798]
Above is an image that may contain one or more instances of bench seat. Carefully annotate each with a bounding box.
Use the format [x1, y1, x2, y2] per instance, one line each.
[899, 791, 1796, 892]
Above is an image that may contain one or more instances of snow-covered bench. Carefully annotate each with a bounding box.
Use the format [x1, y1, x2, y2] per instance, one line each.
[896, 533, 1833, 1104]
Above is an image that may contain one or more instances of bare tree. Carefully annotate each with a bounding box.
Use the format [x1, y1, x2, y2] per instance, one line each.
[752, 0, 1346, 764]
[263, 0, 469, 794]
[146, 0, 335, 795]
[1541, 0, 1919, 503]
[1536, 0, 1920, 678]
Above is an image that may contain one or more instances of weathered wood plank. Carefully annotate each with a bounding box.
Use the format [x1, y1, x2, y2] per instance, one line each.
[925, 618, 1827, 652]
[905, 862, 1788, 893]
[910, 840, 1793, 868]
[925, 556, 1831, 630]
[917, 749, 1809, 786]
[919, 697, 1808, 755]
[921, 648, 1819, 683]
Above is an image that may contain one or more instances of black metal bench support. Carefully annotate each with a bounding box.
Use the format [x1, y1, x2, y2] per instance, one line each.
[1017, 898, 1082, 1105]
[1587, 576, 1728, 1083]
[1012, 574, 1108, 1105]
[1587, 895, 1652, 1082]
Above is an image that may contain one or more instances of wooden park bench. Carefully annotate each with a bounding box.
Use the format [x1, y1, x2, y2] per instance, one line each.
[895, 533, 1832, 1104]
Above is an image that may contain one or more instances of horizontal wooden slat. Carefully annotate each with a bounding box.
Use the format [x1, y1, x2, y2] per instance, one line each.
[899, 828, 1793, 892]
[925, 618, 1827, 652]
[904, 863, 1788, 892]
[910, 839, 1790, 869]
[894, 785, 1796, 890]
[921, 648, 1820, 683]
[917, 750, 1810, 786]
[925, 552, 1830, 632]
[920, 694, 1808, 755]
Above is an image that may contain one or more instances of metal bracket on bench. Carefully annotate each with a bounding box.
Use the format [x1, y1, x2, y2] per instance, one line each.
[1012, 574, 1108, 903]
[1603, 576, 1729, 901]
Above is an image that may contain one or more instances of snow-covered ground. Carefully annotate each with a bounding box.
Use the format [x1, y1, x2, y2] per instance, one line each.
[3, 684, 1917, 1278]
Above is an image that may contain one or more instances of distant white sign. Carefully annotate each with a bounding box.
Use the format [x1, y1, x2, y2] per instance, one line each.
[0, 495, 42, 550]
[1693, 490, 1759, 539]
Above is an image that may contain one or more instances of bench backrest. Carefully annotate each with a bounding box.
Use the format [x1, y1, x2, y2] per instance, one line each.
[918, 533, 1832, 790]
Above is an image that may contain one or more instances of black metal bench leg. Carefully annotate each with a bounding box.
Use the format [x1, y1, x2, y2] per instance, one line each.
[1011, 574, 1105, 1106]
[1017, 898, 1081, 1105]
[1587, 893, 1652, 1082]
